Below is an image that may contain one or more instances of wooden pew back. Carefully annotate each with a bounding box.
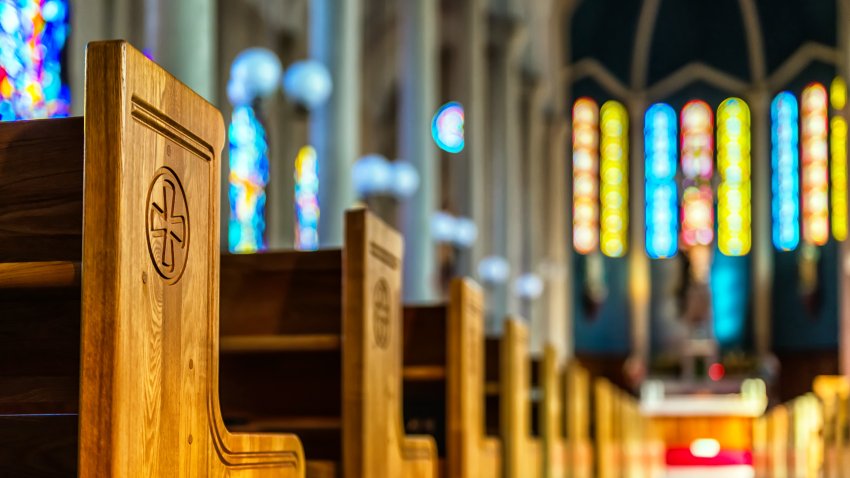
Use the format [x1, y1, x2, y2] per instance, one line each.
[565, 360, 593, 478]
[403, 278, 500, 478]
[0, 40, 304, 477]
[500, 318, 542, 478]
[220, 209, 436, 477]
[539, 345, 567, 478]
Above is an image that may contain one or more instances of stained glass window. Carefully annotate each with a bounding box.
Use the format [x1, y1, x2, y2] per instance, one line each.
[228, 105, 269, 253]
[680, 100, 714, 249]
[599, 100, 628, 258]
[295, 145, 320, 251]
[771, 92, 800, 251]
[0, 0, 70, 120]
[717, 98, 752, 256]
[572, 97, 599, 254]
[801, 83, 829, 246]
[645, 103, 678, 259]
[830, 77, 848, 242]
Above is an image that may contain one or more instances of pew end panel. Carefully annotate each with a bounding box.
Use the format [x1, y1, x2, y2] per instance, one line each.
[79, 40, 303, 477]
[540, 344, 567, 478]
[343, 208, 437, 477]
[446, 278, 501, 478]
[566, 360, 593, 478]
[500, 318, 542, 478]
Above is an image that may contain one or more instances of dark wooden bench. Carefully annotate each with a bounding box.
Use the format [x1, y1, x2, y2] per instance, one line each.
[219, 208, 437, 477]
[0, 40, 304, 476]
[402, 278, 501, 477]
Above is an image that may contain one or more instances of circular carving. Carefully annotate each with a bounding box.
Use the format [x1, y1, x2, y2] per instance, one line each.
[373, 278, 391, 349]
[146, 167, 190, 284]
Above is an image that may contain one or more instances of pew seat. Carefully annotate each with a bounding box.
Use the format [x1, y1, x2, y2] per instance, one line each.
[403, 278, 502, 478]
[0, 40, 303, 476]
[219, 209, 437, 478]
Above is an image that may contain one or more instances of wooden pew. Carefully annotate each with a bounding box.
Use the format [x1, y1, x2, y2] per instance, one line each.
[535, 345, 568, 478]
[485, 318, 542, 478]
[402, 278, 501, 477]
[565, 361, 594, 478]
[219, 208, 437, 477]
[0, 40, 304, 476]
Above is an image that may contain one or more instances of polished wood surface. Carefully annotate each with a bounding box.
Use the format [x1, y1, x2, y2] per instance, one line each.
[402, 278, 501, 478]
[500, 319, 542, 478]
[220, 209, 437, 477]
[0, 40, 304, 477]
[0, 116, 83, 262]
[539, 345, 568, 478]
[565, 360, 593, 478]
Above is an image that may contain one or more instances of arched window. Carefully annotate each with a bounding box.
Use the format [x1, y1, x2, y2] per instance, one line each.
[645, 103, 678, 259]
[228, 105, 270, 253]
[680, 100, 715, 249]
[295, 146, 320, 251]
[572, 97, 600, 254]
[801, 83, 829, 246]
[717, 97, 752, 256]
[0, 1, 71, 120]
[771, 92, 799, 251]
[600, 100, 629, 257]
[831, 77, 848, 242]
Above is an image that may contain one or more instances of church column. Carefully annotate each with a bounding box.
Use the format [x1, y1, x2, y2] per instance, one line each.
[627, 96, 651, 367]
[749, 87, 773, 358]
[310, 0, 360, 247]
[486, 13, 525, 328]
[838, 0, 850, 377]
[399, 0, 439, 302]
[450, 0, 487, 277]
[153, 0, 217, 101]
[523, 76, 545, 353]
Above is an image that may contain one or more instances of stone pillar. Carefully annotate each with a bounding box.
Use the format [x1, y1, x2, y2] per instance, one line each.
[449, 0, 487, 277]
[523, 75, 545, 353]
[627, 96, 651, 365]
[749, 87, 773, 357]
[153, 0, 217, 102]
[486, 13, 525, 328]
[545, 115, 571, 358]
[310, 0, 360, 247]
[399, 0, 439, 302]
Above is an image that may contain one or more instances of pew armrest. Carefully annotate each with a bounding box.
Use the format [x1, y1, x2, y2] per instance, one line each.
[215, 428, 306, 474]
[401, 435, 438, 477]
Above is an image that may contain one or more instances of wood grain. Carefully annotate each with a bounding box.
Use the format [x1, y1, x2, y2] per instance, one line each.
[0, 117, 83, 262]
[402, 278, 502, 478]
[77, 40, 304, 477]
[500, 318, 542, 478]
[220, 209, 437, 477]
[0, 261, 79, 287]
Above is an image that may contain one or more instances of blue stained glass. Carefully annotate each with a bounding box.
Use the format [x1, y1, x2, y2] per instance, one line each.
[645, 103, 678, 259]
[771, 92, 800, 251]
[0, 0, 71, 120]
[228, 105, 269, 253]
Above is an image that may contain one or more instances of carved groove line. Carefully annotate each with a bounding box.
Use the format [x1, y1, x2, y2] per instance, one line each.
[130, 95, 214, 162]
[369, 242, 398, 270]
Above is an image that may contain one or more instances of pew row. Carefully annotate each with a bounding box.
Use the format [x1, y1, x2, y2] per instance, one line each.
[402, 278, 501, 477]
[485, 319, 542, 478]
[533, 346, 567, 478]
[219, 209, 437, 477]
[596, 378, 665, 478]
[0, 41, 304, 476]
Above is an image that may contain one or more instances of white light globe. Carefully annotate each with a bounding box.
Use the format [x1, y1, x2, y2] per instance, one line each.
[478, 256, 511, 285]
[453, 217, 478, 248]
[390, 161, 420, 198]
[431, 211, 457, 243]
[230, 47, 283, 99]
[513, 273, 544, 300]
[352, 154, 392, 197]
[227, 78, 254, 106]
[283, 60, 333, 110]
